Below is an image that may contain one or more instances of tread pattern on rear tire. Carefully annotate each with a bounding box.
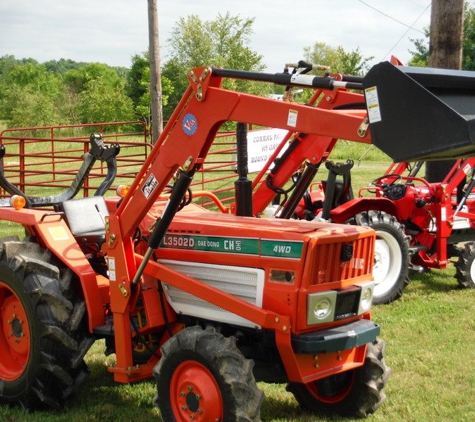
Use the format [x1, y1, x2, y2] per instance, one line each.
[0, 238, 92, 410]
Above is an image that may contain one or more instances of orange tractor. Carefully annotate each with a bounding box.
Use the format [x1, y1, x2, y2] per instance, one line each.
[0, 64, 396, 419]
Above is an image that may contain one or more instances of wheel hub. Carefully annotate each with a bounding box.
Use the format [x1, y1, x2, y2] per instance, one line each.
[0, 282, 30, 381]
[308, 371, 355, 404]
[185, 389, 200, 412]
[373, 238, 391, 283]
[11, 317, 24, 338]
[171, 360, 223, 421]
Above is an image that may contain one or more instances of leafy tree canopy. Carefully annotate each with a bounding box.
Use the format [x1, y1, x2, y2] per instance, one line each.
[43, 58, 88, 74]
[162, 12, 269, 119]
[0, 56, 133, 127]
[127, 53, 173, 126]
[303, 42, 374, 76]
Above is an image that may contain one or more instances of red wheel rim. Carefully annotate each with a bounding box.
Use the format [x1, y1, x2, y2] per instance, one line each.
[170, 360, 223, 421]
[0, 281, 31, 381]
[306, 371, 355, 404]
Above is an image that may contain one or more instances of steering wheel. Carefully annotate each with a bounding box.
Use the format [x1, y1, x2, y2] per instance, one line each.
[370, 173, 403, 188]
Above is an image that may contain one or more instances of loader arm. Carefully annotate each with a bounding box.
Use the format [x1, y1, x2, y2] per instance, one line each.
[106, 68, 372, 298]
[104, 66, 372, 377]
[112, 67, 371, 242]
[250, 88, 367, 216]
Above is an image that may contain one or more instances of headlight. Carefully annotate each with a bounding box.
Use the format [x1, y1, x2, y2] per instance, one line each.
[307, 291, 337, 324]
[357, 282, 375, 314]
[315, 298, 332, 319]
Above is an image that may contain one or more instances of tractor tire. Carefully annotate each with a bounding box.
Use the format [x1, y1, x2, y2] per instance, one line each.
[286, 338, 390, 418]
[355, 211, 409, 304]
[0, 238, 93, 410]
[455, 242, 475, 288]
[153, 325, 263, 422]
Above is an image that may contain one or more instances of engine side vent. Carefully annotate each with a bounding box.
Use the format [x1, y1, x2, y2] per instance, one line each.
[159, 259, 265, 328]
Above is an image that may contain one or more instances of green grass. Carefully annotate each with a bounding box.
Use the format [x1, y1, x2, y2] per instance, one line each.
[2, 269, 473, 421]
[1, 143, 473, 421]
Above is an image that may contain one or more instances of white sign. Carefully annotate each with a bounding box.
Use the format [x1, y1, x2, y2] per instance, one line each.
[246, 128, 290, 173]
[365, 86, 382, 123]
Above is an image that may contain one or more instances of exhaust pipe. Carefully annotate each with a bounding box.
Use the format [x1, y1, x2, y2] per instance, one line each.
[234, 122, 253, 217]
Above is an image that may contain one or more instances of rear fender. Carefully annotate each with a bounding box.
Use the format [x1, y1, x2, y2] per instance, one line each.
[0, 207, 105, 331]
[329, 198, 398, 223]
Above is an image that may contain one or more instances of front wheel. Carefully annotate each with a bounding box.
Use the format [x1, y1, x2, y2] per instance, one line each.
[355, 211, 409, 304]
[287, 338, 390, 418]
[153, 325, 263, 422]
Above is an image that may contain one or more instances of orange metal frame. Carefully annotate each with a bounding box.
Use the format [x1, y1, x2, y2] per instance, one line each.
[185, 81, 369, 215]
[0, 67, 374, 385]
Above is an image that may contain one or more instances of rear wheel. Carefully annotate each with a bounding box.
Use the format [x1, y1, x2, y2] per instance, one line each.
[287, 338, 390, 418]
[153, 325, 263, 422]
[355, 211, 409, 304]
[455, 242, 475, 288]
[0, 238, 92, 410]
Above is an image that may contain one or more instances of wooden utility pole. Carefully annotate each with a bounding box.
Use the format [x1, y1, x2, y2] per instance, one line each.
[425, 0, 464, 182]
[148, 0, 163, 144]
[428, 0, 464, 69]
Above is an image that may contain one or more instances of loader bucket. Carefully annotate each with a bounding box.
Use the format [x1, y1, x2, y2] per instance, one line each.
[362, 61, 475, 162]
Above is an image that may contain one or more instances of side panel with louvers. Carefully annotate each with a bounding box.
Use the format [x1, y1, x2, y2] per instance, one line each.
[159, 259, 265, 328]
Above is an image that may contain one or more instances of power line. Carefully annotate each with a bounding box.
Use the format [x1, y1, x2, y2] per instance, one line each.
[358, 0, 426, 34]
[381, 3, 431, 61]
[407, 0, 427, 8]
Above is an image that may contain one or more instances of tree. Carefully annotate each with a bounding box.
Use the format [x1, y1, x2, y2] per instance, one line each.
[462, 3, 475, 69]
[8, 87, 59, 128]
[0, 61, 62, 126]
[64, 63, 123, 94]
[127, 53, 172, 127]
[63, 63, 134, 125]
[162, 13, 268, 119]
[43, 58, 87, 74]
[409, 2, 475, 70]
[407, 34, 430, 67]
[127, 54, 152, 119]
[303, 42, 374, 75]
[77, 76, 134, 125]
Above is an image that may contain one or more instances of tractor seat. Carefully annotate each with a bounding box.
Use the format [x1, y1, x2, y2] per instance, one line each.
[60, 196, 109, 251]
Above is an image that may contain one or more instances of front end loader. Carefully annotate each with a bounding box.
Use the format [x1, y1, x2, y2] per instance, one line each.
[0, 64, 391, 420]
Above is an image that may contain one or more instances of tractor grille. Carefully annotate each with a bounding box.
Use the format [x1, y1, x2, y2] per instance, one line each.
[335, 287, 360, 320]
[158, 260, 265, 328]
[307, 236, 373, 285]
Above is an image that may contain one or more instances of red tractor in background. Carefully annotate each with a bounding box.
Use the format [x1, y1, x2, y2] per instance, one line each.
[327, 158, 475, 287]
[0, 63, 392, 420]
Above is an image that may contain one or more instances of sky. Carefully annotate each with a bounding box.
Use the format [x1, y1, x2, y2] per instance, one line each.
[0, 0, 456, 72]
